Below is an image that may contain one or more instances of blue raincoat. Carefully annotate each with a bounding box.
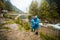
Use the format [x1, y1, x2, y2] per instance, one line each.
[31, 16, 40, 31]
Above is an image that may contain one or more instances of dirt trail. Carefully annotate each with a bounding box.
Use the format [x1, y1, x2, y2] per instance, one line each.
[6, 30, 42, 40]
[1, 24, 42, 40]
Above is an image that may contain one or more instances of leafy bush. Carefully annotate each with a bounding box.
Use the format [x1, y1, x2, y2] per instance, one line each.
[15, 18, 31, 30]
[23, 22, 31, 30]
[15, 18, 23, 25]
[18, 25, 22, 31]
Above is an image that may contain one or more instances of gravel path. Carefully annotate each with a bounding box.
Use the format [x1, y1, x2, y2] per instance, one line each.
[6, 30, 42, 40]
[2, 24, 42, 40]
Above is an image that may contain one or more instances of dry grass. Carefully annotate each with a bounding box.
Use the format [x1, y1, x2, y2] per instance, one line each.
[40, 27, 60, 40]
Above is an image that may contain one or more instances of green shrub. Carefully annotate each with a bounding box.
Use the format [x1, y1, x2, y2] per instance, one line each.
[23, 22, 31, 30]
[18, 25, 22, 31]
[4, 27, 10, 30]
[15, 18, 23, 25]
[15, 18, 31, 30]
[0, 24, 4, 27]
[40, 33, 59, 40]
[6, 20, 15, 24]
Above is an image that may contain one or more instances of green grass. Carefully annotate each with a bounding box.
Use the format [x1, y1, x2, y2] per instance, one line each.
[0, 24, 10, 30]
[18, 25, 22, 31]
[40, 33, 59, 40]
[23, 22, 31, 30]
[6, 20, 15, 24]
[15, 18, 31, 31]
[4, 27, 10, 30]
[0, 24, 4, 27]
[0, 24, 5, 29]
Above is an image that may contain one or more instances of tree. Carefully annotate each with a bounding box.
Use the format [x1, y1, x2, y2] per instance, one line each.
[0, 1, 6, 13]
[29, 0, 59, 23]
[29, 0, 38, 15]
[50, 2, 59, 19]
[38, 0, 50, 19]
[0, 0, 13, 11]
[0, 1, 5, 9]
[5, 0, 13, 11]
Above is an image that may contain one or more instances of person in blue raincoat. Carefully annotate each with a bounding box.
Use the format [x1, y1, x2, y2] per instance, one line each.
[31, 15, 40, 35]
[31, 16, 35, 32]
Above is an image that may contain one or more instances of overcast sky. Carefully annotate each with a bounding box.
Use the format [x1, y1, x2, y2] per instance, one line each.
[10, 0, 42, 12]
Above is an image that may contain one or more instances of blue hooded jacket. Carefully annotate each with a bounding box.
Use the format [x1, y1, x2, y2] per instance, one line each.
[31, 16, 40, 29]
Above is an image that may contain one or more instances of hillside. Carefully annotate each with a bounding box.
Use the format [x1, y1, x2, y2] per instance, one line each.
[0, 0, 24, 14]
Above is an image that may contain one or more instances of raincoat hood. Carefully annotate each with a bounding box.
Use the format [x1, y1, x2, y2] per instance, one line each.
[35, 16, 38, 19]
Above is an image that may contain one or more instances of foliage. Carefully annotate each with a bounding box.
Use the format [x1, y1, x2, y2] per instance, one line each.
[29, 1, 38, 15]
[0, 0, 13, 11]
[0, 1, 5, 9]
[23, 22, 31, 30]
[28, 15, 32, 22]
[5, 0, 13, 11]
[3, 14, 8, 18]
[0, 24, 4, 27]
[15, 18, 23, 25]
[4, 27, 10, 30]
[40, 33, 59, 40]
[29, 0, 59, 23]
[50, 2, 59, 19]
[0, 24, 10, 30]
[38, 0, 50, 19]
[18, 25, 22, 31]
[5, 19, 15, 24]
[15, 18, 31, 30]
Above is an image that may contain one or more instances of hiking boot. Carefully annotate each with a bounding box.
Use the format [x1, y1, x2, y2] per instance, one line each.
[35, 32, 38, 35]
